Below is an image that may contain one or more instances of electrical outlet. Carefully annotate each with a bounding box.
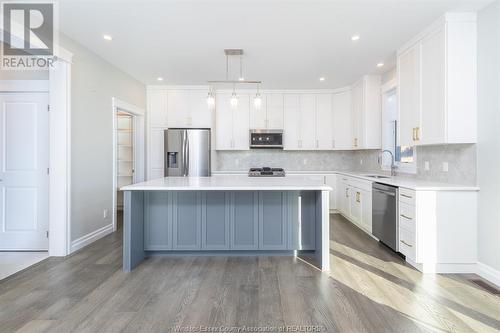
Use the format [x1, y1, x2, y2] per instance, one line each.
[442, 162, 449, 172]
[103, 208, 109, 219]
[424, 161, 430, 171]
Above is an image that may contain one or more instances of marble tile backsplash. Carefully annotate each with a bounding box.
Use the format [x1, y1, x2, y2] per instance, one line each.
[215, 144, 477, 185]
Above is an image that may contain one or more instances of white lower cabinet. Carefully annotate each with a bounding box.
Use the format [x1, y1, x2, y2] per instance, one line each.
[336, 175, 372, 234]
[397, 187, 478, 273]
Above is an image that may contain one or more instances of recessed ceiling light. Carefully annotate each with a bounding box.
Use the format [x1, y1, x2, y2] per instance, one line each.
[157, 77, 164, 82]
[103, 34, 113, 41]
[319, 77, 326, 82]
[351, 34, 360, 41]
[377, 62, 384, 68]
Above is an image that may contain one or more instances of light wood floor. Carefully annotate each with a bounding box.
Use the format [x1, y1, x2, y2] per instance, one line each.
[0, 214, 499, 333]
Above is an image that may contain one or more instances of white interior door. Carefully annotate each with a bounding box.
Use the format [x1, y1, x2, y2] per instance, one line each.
[0, 93, 49, 250]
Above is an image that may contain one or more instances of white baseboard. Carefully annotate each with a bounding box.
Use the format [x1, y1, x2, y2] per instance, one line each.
[477, 262, 500, 287]
[70, 224, 113, 253]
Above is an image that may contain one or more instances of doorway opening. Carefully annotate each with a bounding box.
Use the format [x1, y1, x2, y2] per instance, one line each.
[112, 98, 145, 232]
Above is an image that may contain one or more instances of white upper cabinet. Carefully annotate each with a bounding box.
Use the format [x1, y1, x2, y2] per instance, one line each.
[300, 94, 317, 150]
[249, 94, 267, 129]
[397, 13, 477, 146]
[166, 89, 212, 128]
[332, 89, 352, 150]
[147, 88, 213, 129]
[148, 89, 168, 128]
[398, 43, 421, 147]
[189, 91, 213, 128]
[283, 94, 317, 150]
[316, 94, 334, 150]
[351, 81, 363, 149]
[215, 93, 250, 150]
[249, 93, 284, 129]
[283, 94, 301, 150]
[266, 94, 284, 129]
[350, 75, 382, 150]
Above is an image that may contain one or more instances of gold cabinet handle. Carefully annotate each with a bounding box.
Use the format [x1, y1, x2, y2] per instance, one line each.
[416, 127, 420, 141]
[412, 128, 416, 141]
[356, 192, 361, 203]
[400, 214, 413, 220]
[400, 240, 413, 247]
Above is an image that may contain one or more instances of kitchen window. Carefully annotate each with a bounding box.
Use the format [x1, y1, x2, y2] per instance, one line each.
[381, 84, 416, 174]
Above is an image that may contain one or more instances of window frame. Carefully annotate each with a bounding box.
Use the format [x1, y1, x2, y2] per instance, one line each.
[381, 78, 417, 175]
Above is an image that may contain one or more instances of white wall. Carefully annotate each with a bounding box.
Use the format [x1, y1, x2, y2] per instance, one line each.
[477, 0, 500, 280]
[0, 43, 49, 80]
[60, 35, 146, 243]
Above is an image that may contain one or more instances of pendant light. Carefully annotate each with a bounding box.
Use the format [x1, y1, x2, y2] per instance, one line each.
[230, 84, 238, 108]
[206, 86, 215, 108]
[207, 49, 262, 109]
[254, 84, 262, 110]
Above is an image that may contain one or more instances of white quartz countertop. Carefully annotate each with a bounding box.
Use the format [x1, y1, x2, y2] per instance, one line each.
[334, 171, 479, 191]
[212, 170, 479, 191]
[121, 175, 332, 191]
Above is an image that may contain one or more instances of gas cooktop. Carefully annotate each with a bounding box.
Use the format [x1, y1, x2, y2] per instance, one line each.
[248, 167, 286, 177]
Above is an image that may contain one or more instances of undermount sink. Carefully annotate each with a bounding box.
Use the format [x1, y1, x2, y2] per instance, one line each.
[363, 174, 391, 179]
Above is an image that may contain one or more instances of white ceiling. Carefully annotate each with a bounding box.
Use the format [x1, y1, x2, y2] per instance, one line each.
[59, 0, 491, 89]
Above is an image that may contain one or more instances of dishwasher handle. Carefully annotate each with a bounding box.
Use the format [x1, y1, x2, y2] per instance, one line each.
[373, 189, 396, 197]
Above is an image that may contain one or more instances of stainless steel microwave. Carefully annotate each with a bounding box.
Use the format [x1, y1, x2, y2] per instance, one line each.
[249, 129, 283, 149]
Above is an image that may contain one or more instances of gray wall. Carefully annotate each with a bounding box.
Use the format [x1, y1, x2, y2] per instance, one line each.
[477, 1, 500, 274]
[60, 34, 146, 242]
[216, 144, 476, 185]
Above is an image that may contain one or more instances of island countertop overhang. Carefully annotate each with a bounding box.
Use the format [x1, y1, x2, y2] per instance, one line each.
[120, 175, 332, 191]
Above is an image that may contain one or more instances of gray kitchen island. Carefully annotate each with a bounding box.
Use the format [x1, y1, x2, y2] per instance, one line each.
[120, 175, 331, 272]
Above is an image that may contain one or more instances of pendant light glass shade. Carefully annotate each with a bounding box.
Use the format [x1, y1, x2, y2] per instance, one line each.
[206, 91, 215, 107]
[254, 93, 262, 110]
[230, 92, 239, 108]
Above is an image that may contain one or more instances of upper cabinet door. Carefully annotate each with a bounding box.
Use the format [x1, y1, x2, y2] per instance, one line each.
[249, 94, 267, 129]
[232, 95, 250, 150]
[351, 81, 363, 149]
[148, 90, 168, 127]
[167, 90, 190, 127]
[315, 94, 334, 150]
[266, 94, 284, 129]
[190, 90, 213, 128]
[332, 90, 352, 150]
[167, 90, 212, 128]
[420, 27, 446, 145]
[299, 94, 316, 150]
[283, 94, 301, 150]
[215, 93, 233, 150]
[398, 42, 421, 147]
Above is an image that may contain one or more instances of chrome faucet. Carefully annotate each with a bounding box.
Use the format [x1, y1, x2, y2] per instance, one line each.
[379, 150, 397, 176]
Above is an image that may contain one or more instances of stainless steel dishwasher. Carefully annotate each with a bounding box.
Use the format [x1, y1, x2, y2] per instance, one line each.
[372, 183, 399, 251]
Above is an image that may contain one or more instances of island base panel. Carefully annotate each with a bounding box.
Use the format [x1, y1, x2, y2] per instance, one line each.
[123, 190, 329, 272]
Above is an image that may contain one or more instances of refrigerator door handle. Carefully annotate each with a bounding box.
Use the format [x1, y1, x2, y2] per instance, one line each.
[185, 132, 190, 176]
[182, 130, 188, 176]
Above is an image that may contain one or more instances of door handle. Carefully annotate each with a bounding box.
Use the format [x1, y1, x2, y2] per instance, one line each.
[400, 194, 413, 199]
[400, 240, 413, 247]
[400, 214, 413, 220]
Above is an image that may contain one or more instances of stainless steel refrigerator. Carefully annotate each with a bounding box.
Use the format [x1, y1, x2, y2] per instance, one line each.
[164, 128, 211, 177]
